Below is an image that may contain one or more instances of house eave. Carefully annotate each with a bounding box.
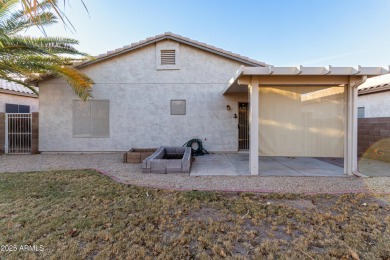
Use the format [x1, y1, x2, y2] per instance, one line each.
[0, 89, 38, 98]
[358, 84, 390, 96]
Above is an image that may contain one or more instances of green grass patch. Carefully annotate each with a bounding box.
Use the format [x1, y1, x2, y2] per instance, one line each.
[0, 170, 389, 259]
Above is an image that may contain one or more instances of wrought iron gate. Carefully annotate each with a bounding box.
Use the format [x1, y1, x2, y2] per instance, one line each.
[238, 103, 249, 150]
[5, 113, 32, 154]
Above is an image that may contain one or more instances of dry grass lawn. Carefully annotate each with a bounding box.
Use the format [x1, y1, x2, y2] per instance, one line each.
[0, 170, 389, 259]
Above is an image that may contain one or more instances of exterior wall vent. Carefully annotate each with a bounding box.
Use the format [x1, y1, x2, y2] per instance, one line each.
[156, 41, 180, 70]
[161, 50, 176, 65]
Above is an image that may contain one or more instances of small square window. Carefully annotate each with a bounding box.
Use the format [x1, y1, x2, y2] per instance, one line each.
[170, 100, 186, 115]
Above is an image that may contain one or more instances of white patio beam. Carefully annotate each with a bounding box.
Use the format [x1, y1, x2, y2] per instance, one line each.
[224, 66, 388, 94]
[249, 77, 259, 175]
[238, 75, 350, 86]
[345, 76, 367, 175]
[241, 65, 389, 76]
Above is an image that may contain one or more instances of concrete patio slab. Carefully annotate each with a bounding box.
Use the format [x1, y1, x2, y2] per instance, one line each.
[191, 153, 345, 177]
[271, 156, 345, 177]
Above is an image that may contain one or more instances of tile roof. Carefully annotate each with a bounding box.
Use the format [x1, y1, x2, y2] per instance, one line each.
[0, 79, 38, 96]
[358, 73, 390, 95]
[75, 32, 268, 68]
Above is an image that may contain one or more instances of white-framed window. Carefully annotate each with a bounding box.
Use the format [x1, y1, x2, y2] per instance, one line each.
[358, 107, 365, 118]
[170, 100, 186, 115]
[73, 100, 110, 138]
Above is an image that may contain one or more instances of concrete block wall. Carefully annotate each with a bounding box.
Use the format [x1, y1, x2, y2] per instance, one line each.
[0, 113, 4, 154]
[32, 112, 39, 154]
[358, 117, 390, 162]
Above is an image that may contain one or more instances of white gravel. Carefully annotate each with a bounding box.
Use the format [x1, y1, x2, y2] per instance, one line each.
[1, 153, 389, 194]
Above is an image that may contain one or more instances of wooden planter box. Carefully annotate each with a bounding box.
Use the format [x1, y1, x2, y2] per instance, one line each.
[123, 148, 157, 163]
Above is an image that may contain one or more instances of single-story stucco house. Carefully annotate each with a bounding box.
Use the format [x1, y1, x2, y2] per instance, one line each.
[35, 32, 389, 176]
[0, 79, 38, 113]
[357, 74, 390, 118]
[0, 80, 39, 154]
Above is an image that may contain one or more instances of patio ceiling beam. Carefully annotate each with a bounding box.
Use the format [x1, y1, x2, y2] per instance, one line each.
[224, 65, 389, 94]
[241, 65, 389, 76]
[238, 75, 351, 86]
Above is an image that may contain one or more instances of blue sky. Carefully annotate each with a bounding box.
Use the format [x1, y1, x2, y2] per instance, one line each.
[28, 0, 390, 67]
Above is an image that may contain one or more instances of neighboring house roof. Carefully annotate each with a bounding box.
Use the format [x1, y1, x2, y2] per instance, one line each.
[0, 79, 38, 97]
[358, 73, 390, 95]
[75, 32, 268, 69]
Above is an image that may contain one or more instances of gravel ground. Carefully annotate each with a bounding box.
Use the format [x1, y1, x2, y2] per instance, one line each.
[358, 157, 390, 177]
[1, 153, 389, 194]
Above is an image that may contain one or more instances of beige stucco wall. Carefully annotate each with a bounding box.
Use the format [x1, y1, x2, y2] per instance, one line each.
[39, 40, 249, 152]
[358, 91, 390, 118]
[0, 93, 38, 113]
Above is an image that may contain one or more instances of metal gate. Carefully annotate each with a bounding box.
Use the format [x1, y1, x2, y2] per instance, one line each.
[238, 103, 249, 150]
[5, 113, 32, 154]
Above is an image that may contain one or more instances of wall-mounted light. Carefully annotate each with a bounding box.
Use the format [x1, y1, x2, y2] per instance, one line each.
[226, 105, 231, 110]
[233, 113, 237, 119]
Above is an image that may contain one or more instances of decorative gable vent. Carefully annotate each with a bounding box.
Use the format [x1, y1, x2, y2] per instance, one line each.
[161, 50, 176, 65]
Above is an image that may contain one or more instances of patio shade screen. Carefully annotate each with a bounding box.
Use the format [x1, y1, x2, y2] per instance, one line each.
[258, 86, 345, 157]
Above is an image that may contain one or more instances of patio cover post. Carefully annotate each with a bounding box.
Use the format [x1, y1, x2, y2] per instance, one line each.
[249, 77, 259, 175]
[345, 76, 366, 175]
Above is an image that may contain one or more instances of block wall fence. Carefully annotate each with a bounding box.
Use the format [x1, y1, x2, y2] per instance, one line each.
[358, 117, 390, 162]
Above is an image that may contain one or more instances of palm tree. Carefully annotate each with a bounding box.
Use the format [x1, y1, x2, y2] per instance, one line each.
[0, 0, 93, 100]
[19, 0, 88, 31]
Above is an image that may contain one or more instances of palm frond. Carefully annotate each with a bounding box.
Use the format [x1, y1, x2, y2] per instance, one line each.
[0, 35, 87, 56]
[0, 0, 94, 100]
[0, 11, 57, 35]
[17, 0, 88, 32]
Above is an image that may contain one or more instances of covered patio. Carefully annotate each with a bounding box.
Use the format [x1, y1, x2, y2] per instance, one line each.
[224, 65, 389, 176]
[190, 153, 345, 176]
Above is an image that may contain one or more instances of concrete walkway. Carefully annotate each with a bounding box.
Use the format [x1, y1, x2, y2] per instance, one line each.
[191, 153, 345, 177]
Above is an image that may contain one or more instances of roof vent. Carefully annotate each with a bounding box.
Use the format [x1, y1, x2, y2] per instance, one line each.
[161, 50, 176, 65]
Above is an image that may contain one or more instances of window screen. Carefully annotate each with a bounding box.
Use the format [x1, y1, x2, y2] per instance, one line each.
[358, 107, 365, 118]
[5, 103, 30, 113]
[73, 100, 109, 137]
[170, 100, 186, 115]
